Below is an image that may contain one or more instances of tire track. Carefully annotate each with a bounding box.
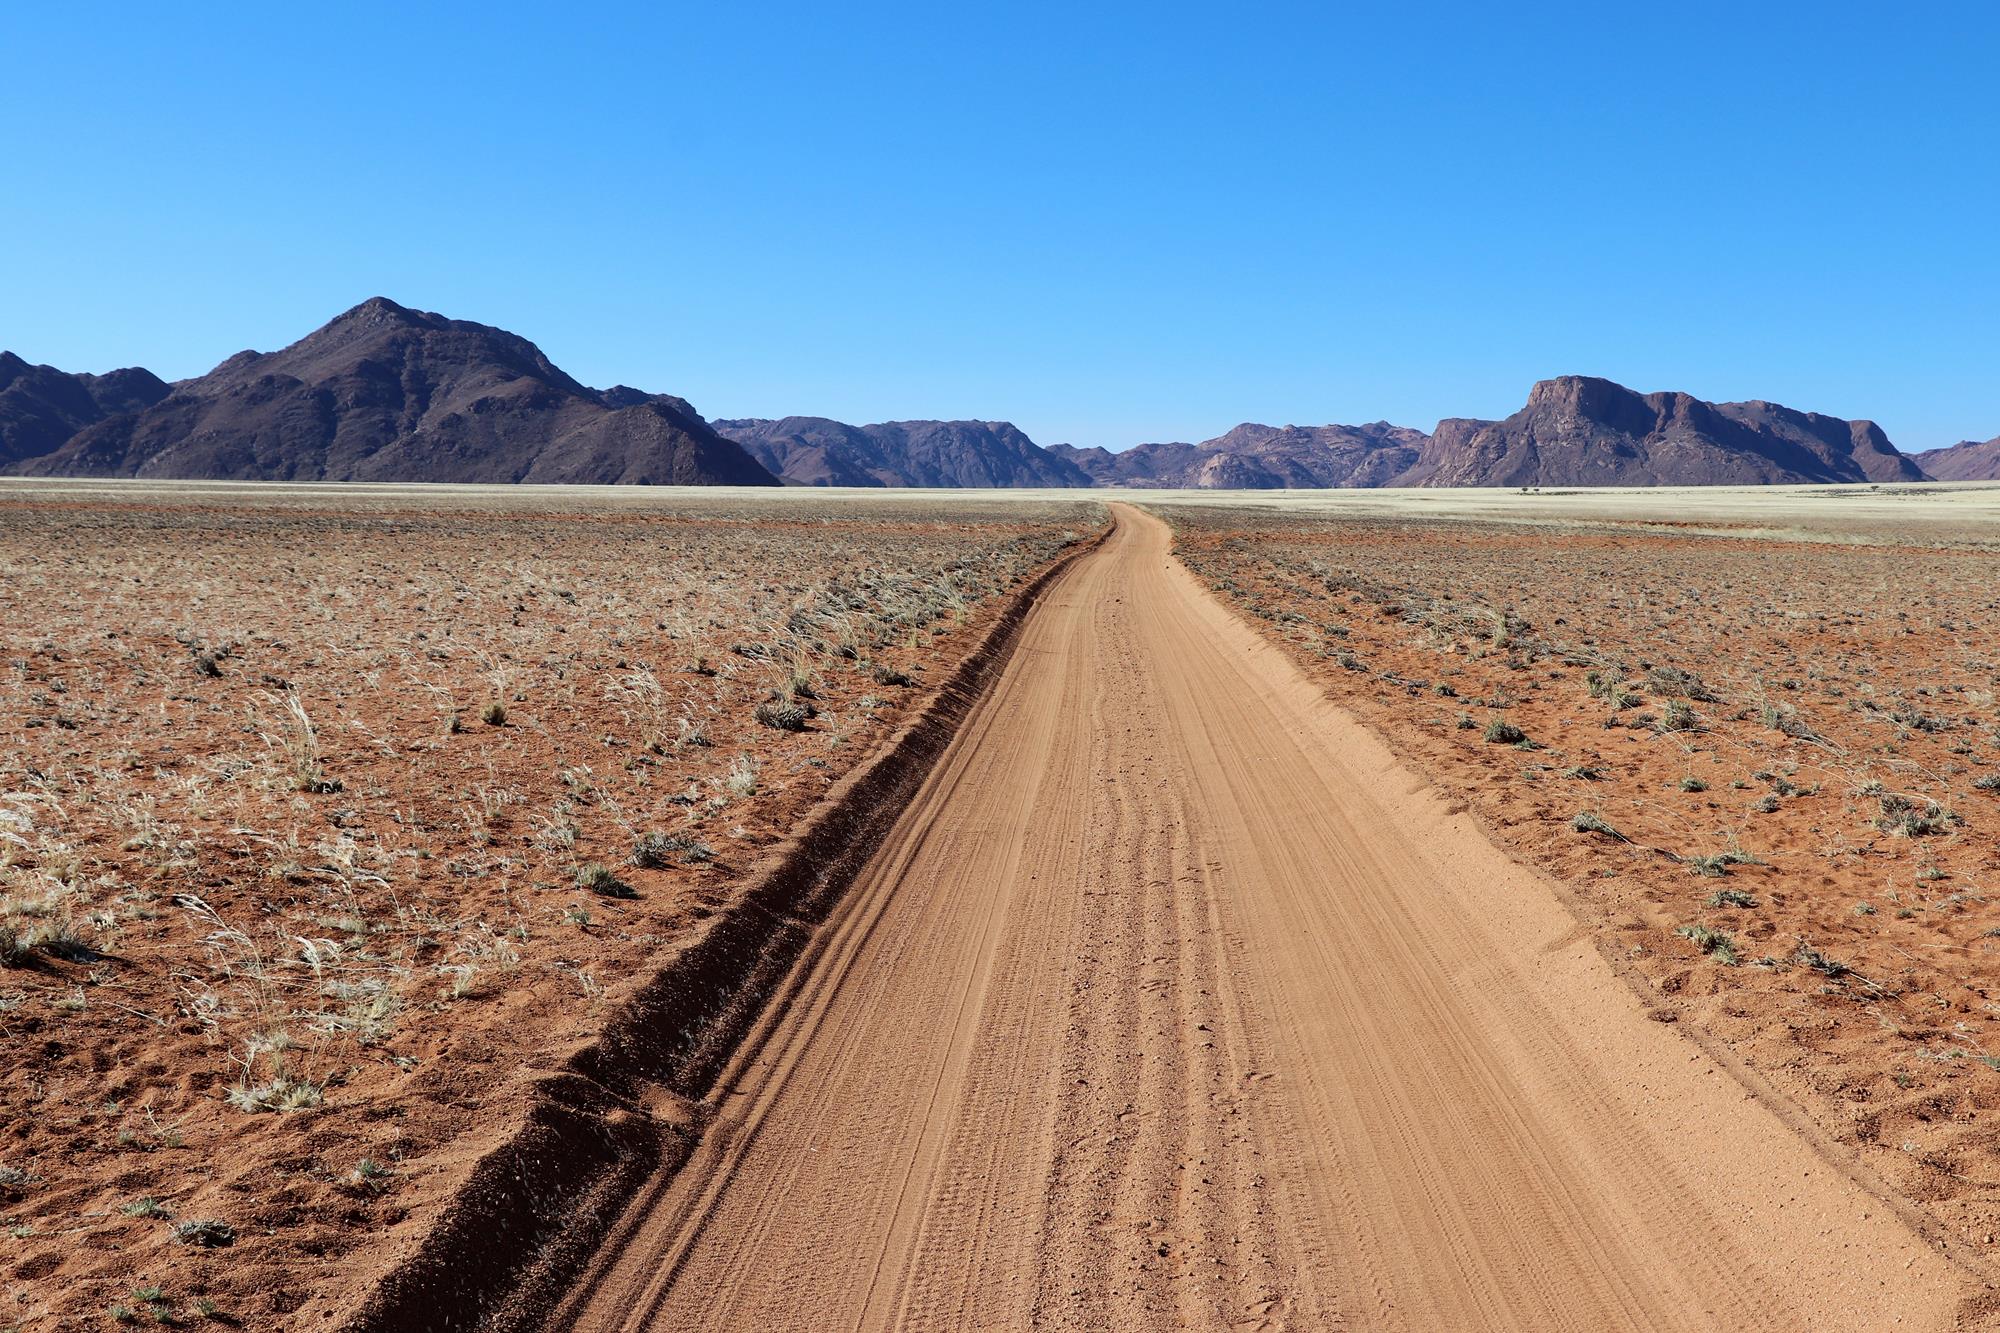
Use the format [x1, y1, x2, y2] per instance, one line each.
[556, 504, 1972, 1332]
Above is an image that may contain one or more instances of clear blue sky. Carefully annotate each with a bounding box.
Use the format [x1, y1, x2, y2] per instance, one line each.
[4, 2, 1995, 451]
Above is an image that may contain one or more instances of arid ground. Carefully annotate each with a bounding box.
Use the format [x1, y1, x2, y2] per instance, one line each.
[4, 480, 1999, 1330]
[0, 482, 1098, 1328]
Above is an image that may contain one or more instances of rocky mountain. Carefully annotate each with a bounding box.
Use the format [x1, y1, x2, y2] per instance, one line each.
[0, 353, 169, 469]
[1396, 377, 1927, 487]
[1910, 435, 2000, 482]
[7, 318, 1958, 492]
[713, 416, 1090, 488]
[16, 299, 777, 487]
[1051, 421, 1427, 489]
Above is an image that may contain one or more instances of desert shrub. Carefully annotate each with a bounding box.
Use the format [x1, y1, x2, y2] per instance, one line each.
[172, 1219, 236, 1248]
[1679, 776, 1708, 792]
[1570, 811, 1622, 838]
[1646, 666, 1719, 702]
[1874, 793, 1959, 836]
[632, 832, 714, 868]
[1706, 887, 1759, 909]
[480, 701, 507, 726]
[869, 664, 914, 687]
[574, 862, 633, 898]
[1795, 942, 1852, 978]
[1676, 923, 1739, 965]
[1482, 716, 1525, 745]
[1660, 699, 1699, 732]
[754, 699, 812, 731]
[227, 1074, 325, 1113]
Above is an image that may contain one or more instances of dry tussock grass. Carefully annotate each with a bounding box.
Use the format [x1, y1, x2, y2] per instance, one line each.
[0, 489, 1098, 1325]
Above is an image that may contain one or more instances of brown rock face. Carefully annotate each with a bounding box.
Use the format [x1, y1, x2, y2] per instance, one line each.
[1910, 435, 2000, 481]
[0, 352, 169, 469]
[1405, 377, 1929, 487]
[713, 417, 1091, 488]
[17, 298, 778, 486]
[1058, 421, 1427, 488]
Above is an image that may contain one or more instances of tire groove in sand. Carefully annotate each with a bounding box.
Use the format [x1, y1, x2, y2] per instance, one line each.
[559, 504, 1972, 1332]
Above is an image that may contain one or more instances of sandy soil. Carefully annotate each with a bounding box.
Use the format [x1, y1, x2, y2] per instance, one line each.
[0, 484, 1098, 1329]
[1164, 496, 2000, 1298]
[557, 504, 1973, 1331]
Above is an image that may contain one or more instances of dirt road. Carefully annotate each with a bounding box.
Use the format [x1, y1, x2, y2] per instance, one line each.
[559, 504, 1969, 1331]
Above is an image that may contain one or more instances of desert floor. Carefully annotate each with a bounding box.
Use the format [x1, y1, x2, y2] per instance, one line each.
[4, 480, 1998, 1330]
[557, 501, 1981, 1332]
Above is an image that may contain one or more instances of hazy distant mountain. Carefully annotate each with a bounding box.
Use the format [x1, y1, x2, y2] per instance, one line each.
[0, 353, 169, 469]
[1909, 435, 2000, 482]
[17, 298, 777, 487]
[1394, 377, 1929, 487]
[713, 416, 1090, 488]
[1051, 421, 1427, 489]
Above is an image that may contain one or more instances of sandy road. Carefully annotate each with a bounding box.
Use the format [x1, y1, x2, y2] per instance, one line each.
[559, 504, 1969, 1331]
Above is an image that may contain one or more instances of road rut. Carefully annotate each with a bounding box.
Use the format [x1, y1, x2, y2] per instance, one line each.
[558, 504, 1967, 1331]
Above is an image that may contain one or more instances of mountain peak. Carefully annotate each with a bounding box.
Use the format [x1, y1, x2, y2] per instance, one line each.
[13, 300, 777, 487]
[334, 295, 422, 324]
[305, 296, 443, 342]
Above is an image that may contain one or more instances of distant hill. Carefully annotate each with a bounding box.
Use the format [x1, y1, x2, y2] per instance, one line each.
[1051, 422, 1427, 489]
[4, 321, 1961, 492]
[0, 353, 169, 469]
[1050, 378, 1930, 490]
[1910, 435, 2000, 482]
[713, 416, 1090, 488]
[1397, 377, 1928, 487]
[15, 299, 777, 487]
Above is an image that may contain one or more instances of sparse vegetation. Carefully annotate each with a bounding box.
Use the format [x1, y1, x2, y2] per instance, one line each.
[633, 832, 715, 868]
[171, 1219, 236, 1248]
[0, 487, 1100, 1323]
[1676, 923, 1739, 965]
[1164, 495, 2000, 1246]
[574, 861, 634, 898]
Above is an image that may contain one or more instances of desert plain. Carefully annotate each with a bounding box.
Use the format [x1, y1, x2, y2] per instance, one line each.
[2, 478, 1998, 1331]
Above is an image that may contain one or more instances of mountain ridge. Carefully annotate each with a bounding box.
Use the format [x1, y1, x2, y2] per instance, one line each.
[1910, 435, 2000, 482]
[1398, 376, 1926, 487]
[712, 416, 1091, 488]
[0, 352, 171, 470]
[2, 306, 1967, 489]
[16, 298, 777, 487]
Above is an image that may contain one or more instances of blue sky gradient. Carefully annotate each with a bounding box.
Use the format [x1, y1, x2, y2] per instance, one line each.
[4, 2, 1996, 450]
